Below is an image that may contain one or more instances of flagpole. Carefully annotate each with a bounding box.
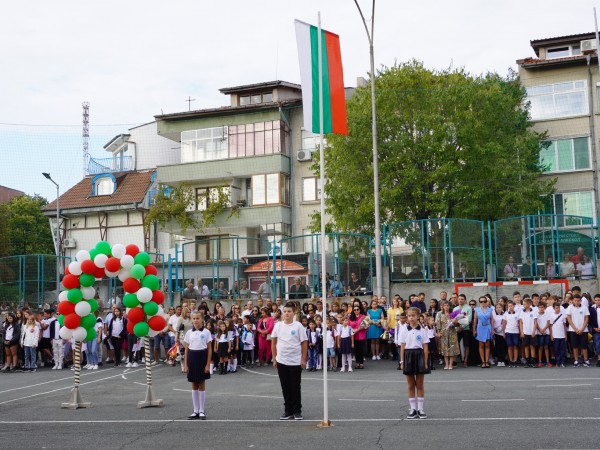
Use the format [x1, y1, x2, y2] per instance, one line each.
[317, 11, 331, 428]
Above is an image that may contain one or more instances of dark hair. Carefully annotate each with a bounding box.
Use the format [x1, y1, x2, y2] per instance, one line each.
[284, 301, 296, 310]
[350, 303, 364, 321]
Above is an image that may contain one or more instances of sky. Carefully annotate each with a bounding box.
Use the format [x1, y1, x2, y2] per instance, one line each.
[1, 0, 598, 201]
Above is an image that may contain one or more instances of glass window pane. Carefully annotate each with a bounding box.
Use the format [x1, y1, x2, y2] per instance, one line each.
[263, 93, 273, 102]
[574, 138, 590, 170]
[556, 140, 573, 171]
[252, 175, 265, 205]
[251, 95, 261, 104]
[273, 128, 281, 153]
[266, 173, 279, 204]
[303, 178, 316, 201]
[547, 47, 570, 59]
[540, 142, 556, 172]
[264, 129, 273, 153]
[240, 96, 250, 105]
[246, 127, 255, 155]
[255, 122, 264, 131]
[255, 131, 265, 155]
[229, 134, 238, 158]
[265, 121, 272, 130]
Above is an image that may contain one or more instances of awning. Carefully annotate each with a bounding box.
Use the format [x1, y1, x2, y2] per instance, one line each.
[244, 259, 305, 273]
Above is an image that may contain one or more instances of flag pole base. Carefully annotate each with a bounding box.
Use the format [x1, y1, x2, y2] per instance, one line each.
[137, 385, 164, 408]
[61, 387, 92, 410]
[317, 420, 333, 428]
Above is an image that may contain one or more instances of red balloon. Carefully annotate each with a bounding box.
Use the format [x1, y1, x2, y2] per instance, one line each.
[57, 301, 75, 315]
[62, 274, 80, 290]
[127, 307, 145, 324]
[148, 315, 166, 332]
[125, 244, 140, 257]
[64, 313, 81, 329]
[64, 266, 70, 276]
[145, 265, 158, 276]
[152, 289, 165, 305]
[126, 320, 135, 334]
[93, 266, 105, 279]
[123, 278, 141, 293]
[80, 259, 96, 275]
[105, 257, 121, 273]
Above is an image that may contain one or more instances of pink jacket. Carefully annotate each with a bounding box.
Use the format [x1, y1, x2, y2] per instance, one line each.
[257, 316, 274, 340]
[348, 314, 367, 341]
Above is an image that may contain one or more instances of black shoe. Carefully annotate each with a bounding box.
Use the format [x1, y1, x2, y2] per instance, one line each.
[294, 412, 303, 420]
[596, 360, 600, 367]
[188, 413, 200, 420]
[280, 413, 294, 420]
[406, 409, 418, 419]
[199, 412, 206, 420]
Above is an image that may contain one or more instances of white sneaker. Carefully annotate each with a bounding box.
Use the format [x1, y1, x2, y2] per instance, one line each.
[105, 357, 110, 362]
[121, 357, 127, 362]
[132, 362, 138, 368]
[70, 367, 75, 371]
[92, 365, 98, 370]
[348, 367, 353, 372]
[57, 365, 62, 370]
[125, 362, 132, 368]
[372, 356, 377, 361]
[52, 365, 58, 370]
[83, 364, 90, 370]
[376, 355, 381, 360]
[141, 358, 145, 363]
[340, 368, 346, 372]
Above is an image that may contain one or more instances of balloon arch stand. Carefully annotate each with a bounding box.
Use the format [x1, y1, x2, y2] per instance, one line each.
[58, 241, 165, 409]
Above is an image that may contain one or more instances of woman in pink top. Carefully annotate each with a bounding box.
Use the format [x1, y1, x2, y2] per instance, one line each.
[257, 308, 274, 366]
[348, 301, 367, 369]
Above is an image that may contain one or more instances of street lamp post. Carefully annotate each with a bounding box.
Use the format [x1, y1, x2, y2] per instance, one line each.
[354, 0, 383, 297]
[42, 173, 60, 293]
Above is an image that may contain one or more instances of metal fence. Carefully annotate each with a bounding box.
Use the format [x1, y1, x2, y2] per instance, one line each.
[385, 219, 487, 282]
[494, 214, 596, 281]
[0, 254, 70, 308]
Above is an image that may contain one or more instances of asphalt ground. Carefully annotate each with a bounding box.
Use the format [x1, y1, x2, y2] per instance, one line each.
[1, 359, 600, 449]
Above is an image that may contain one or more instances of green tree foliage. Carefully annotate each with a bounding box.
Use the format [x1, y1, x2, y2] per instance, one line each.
[316, 61, 554, 235]
[0, 194, 54, 255]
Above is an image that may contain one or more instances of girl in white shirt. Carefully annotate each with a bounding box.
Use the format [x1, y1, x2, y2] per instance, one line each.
[183, 313, 213, 420]
[21, 315, 40, 372]
[338, 317, 355, 372]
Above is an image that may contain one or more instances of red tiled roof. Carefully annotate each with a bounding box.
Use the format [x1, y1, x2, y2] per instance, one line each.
[43, 170, 154, 212]
[517, 54, 595, 68]
[0, 185, 24, 204]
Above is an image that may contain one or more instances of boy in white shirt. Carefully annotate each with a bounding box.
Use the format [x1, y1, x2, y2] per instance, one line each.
[503, 301, 521, 368]
[519, 298, 537, 368]
[550, 302, 567, 367]
[535, 303, 551, 367]
[566, 294, 590, 367]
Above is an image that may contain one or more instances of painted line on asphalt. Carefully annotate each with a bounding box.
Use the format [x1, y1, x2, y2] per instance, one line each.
[173, 388, 191, 392]
[1, 417, 600, 425]
[461, 399, 524, 402]
[0, 367, 148, 406]
[536, 384, 591, 388]
[339, 399, 395, 402]
[0, 368, 117, 394]
[133, 382, 146, 387]
[239, 394, 282, 399]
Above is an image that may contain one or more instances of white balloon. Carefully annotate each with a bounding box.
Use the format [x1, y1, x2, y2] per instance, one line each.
[76, 250, 90, 262]
[59, 326, 73, 340]
[120, 254, 134, 269]
[68, 261, 82, 276]
[93, 254, 108, 269]
[104, 269, 119, 278]
[75, 301, 91, 317]
[81, 286, 95, 300]
[137, 287, 152, 303]
[72, 326, 87, 342]
[111, 243, 126, 259]
[59, 290, 69, 302]
[117, 269, 131, 282]
[147, 328, 159, 337]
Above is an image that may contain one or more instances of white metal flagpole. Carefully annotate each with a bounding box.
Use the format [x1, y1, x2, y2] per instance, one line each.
[317, 11, 331, 428]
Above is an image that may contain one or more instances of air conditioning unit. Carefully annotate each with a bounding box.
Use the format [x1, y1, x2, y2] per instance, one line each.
[581, 39, 597, 52]
[297, 150, 312, 162]
[64, 238, 76, 248]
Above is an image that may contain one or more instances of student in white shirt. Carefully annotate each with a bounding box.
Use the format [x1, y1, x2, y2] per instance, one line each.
[337, 316, 354, 372]
[183, 313, 213, 420]
[591, 295, 600, 367]
[550, 302, 567, 367]
[535, 303, 551, 367]
[271, 302, 308, 420]
[566, 294, 590, 367]
[241, 322, 255, 368]
[519, 298, 537, 368]
[503, 301, 521, 367]
[325, 317, 338, 371]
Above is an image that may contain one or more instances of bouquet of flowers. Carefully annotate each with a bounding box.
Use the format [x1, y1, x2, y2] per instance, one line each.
[448, 310, 466, 329]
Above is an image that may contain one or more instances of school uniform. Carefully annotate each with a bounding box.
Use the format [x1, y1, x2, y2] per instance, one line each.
[339, 325, 354, 355]
[184, 327, 212, 383]
[566, 304, 590, 349]
[550, 311, 567, 365]
[519, 309, 537, 346]
[536, 311, 551, 348]
[241, 328, 255, 366]
[503, 311, 521, 347]
[307, 328, 319, 369]
[227, 330, 238, 357]
[325, 327, 337, 358]
[399, 325, 430, 376]
[50, 318, 64, 368]
[589, 305, 600, 358]
[215, 333, 230, 358]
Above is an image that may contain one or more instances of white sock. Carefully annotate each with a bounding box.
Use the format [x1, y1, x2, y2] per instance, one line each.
[191, 390, 200, 414]
[342, 354, 348, 369]
[317, 355, 322, 369]
[199, 390, 206, 413]
[233, 358, 237, 370]
[409, 397, 417, 411]
[209, 363, 214, 374]
[417, 397, 424, 411]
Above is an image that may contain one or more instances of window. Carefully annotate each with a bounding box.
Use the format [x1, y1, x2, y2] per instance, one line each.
[552, 191, 595, 224]
[263, 92, 273, 102]
[540, 137, 591, 172]
[240, 96, 250, 106]
[527, 80, 588, 120]
[302, 177, 322, 202]
[195, 235, 232, 262]
[92, 174, 116, 196]
[251, 173, 290, 206]
[301, 129, 326, 151]
[229, 121, 286, 157]
[546, 44, 581, 59]
[181, 126, 228, 163]
[251, 94, 262, 104]
[195, 186, 231, 211]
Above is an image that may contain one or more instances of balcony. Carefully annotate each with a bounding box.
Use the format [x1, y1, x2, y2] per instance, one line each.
[87, 156, 132, 175]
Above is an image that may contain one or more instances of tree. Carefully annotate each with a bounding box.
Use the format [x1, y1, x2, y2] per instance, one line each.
[0, 194, 54, 255]
[315, 60, 554, 235]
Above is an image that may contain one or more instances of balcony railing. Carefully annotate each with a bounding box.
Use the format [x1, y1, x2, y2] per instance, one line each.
[87, 156, 132, 175]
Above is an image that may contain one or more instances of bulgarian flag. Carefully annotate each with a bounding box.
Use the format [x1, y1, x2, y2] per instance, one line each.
[295, 20, 348, 136]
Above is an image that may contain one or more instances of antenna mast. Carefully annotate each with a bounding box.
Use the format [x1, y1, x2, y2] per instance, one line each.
[82, 101, 90, 177]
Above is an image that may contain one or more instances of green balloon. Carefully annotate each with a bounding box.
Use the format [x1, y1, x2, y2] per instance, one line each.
[87, 299, 99, 313]
[80, 273, 95, 287]
[133, 321, 149, 338]
[89, 248, 99, 261]
[96, 241, 111, 256]
[130, 264, 146, 279]
[143, 301, 159, 316]
[58, 314, 65, 327]
[85, 328, 97, 341]
[134, 252, 150, 267]
[80, 314, 96, 329]
[67, 288, 83, 303]
[123, 293, 139, 308]
[141, 274, 159, 291]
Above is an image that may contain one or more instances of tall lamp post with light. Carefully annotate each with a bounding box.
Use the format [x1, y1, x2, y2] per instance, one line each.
[42, 172, 61, 294]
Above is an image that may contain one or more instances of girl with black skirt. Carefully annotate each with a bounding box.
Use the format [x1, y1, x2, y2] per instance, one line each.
[214, 322, 230, 375]
[399, 307, 430, 420]
[183, 313, 213, 420]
